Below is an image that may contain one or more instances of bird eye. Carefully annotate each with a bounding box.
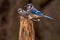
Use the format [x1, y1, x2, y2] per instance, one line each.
[19, 10, 21, 11]
[17, 8, 22, 11]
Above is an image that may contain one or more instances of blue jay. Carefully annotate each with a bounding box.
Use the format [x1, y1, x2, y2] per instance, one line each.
[25, 3, 53, 19]
[17, 8, 27, 15]
[17, 8, 33, 19]
[17, 8, 40, 21]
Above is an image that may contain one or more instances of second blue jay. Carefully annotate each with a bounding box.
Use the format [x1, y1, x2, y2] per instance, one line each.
[26, 3, 53, 19]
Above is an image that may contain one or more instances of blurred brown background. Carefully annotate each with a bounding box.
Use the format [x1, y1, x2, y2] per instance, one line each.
[0, 0, 60, 40]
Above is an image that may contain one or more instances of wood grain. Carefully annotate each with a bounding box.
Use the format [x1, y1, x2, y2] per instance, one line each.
[19, 16, 35, 40]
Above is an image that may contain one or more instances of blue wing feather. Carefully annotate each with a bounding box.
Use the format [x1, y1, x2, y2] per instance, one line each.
[31, 9, 43, 16]
[31, 9, 53, 19]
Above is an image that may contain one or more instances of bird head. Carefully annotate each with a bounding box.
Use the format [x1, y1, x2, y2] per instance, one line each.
[25, 3, 33, 10]
[17, 8, 23, 14]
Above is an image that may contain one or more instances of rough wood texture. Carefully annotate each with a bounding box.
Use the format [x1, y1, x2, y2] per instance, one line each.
[19, 16, 35, 40]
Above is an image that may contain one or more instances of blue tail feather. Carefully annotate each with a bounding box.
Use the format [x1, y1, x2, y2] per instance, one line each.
[43, 15, 53, 19]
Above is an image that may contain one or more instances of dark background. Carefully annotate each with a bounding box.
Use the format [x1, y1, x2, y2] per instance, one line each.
[0, 0, 60, 40]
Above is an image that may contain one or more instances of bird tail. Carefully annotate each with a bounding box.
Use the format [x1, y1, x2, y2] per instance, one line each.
[43, 15, 53, 19]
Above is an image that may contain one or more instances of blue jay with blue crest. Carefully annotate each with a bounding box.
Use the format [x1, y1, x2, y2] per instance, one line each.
[17, 8, 35, 20]
[17, 7, 41, 21]
[25, 3, 53, 19]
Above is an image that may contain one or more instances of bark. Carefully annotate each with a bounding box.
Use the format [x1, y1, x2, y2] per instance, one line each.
[19, 16, 35, 40]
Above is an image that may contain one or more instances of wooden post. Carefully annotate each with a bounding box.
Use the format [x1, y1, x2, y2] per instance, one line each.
[19, 16, 35, 40]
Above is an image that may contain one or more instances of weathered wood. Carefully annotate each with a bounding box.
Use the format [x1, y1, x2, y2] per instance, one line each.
[19, 16, 35, 40]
